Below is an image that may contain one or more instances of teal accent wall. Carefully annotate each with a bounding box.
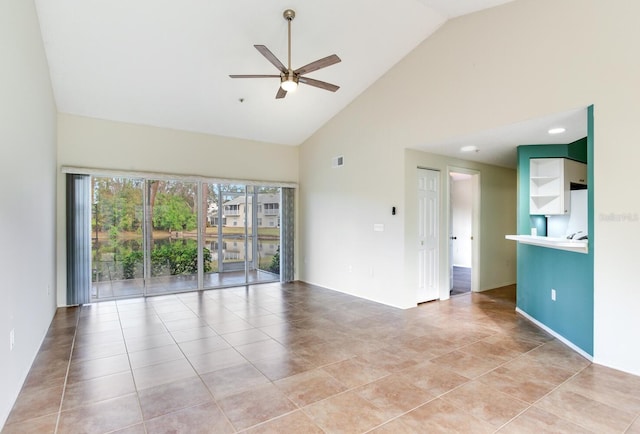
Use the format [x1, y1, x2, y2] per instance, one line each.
[515, 107, 594, 355]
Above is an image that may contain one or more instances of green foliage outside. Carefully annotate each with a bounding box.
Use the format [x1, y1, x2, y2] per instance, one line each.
[266, 246, 280, 274]
[151, 242, 211, 275]
[116, 241, 211, 279]
[152, 193, 197, 232]
[121, 250, 143, 279]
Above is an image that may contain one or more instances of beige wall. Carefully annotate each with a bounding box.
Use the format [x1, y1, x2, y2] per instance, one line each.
[0, 0, 57, 427]
[300, 0, 640, 375]
[56, 114, 299, 306]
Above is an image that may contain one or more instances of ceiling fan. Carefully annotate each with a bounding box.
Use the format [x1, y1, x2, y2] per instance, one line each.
[229, 9, 341, 99]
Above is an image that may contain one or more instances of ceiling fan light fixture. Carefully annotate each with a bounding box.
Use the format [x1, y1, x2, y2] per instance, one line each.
[280, 75, 298, 92]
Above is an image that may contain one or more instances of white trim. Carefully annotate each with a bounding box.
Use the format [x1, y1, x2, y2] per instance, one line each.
[60, 165, 298, 188]
[516, 307, 593, 361]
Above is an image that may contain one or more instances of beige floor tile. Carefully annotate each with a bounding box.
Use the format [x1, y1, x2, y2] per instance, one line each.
[128, 344, 184, 369]
[524, 340, 591, 373]
[561, 364, 640, 415]
[109, 424, 147, 434]
[144, 402, 234, 434]
[476, 365, 558, 404]
[535, 387, 637, 433]
[627, 417, 640, 433]
[124, 332, 175, 353]
[200, 362, 270, 399]
[5, 384, 63, 425]
[429, 349, 505, 378]
[1, 413, 58, 434]
[57, 393, 142, 434]
[389, 398, 495, 434]
[217, 383, 297, 431]
[322, 357, 390, 389]
[221, 328, 272, 346]
[62, 371, 135, 411]
[368, 417, 424, 434]
[397, 360, 470, 396]
[138, 376, 213, 420]
[440, 380, 529, 428]
[169, 326, 218, 343]
[186, 347, 247, 374]
[497, 406, 594, 434]
[251, 352, 318, 381]
[303, 390, 389, 434]
[234, 339, 289, 362]
[354, 374, 435, 417]
[132, 358, 197, 391]
[275, 368, 348, 407]
[70, 340, 127, 363]
[67, 353, 130, 384]
[178, 335, 231, 357]
[242, 410, 325, 434]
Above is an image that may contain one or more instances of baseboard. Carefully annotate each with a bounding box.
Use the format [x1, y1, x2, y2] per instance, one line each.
[516, 307, 593, 361]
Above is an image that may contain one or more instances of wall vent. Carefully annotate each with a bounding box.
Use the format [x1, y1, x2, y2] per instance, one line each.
[331, 155, 344, 168]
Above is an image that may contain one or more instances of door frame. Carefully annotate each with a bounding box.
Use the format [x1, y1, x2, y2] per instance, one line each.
[446, 166, 481, 295]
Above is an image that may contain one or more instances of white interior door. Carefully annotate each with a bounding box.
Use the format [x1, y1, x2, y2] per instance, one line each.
[417, 168, 439, 303]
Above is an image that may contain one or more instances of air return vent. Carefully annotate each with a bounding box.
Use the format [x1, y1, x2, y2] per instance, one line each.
[331, 155, 344, 168]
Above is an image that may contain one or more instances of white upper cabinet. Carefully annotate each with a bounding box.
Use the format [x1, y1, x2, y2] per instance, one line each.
[529, 158, 587, 215]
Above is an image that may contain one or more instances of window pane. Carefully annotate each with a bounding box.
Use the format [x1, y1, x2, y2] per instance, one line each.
[91, 176, 144, 300]
[146, 180, 198, 294]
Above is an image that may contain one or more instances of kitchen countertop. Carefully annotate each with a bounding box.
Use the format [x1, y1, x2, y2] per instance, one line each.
[505, 234, 588, 254]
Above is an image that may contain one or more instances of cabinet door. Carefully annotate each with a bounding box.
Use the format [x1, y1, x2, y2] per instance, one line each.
[564, 159, 587, 186]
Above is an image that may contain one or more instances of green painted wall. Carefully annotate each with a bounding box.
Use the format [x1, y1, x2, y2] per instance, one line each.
[515, 107, 594, 355]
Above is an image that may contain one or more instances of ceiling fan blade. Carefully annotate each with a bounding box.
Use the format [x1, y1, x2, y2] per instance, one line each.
[276, 87, 287, 99]
[298, 77, 340, 92]
[229, 74, 280, 78]
[254, 45, 287, 73]
[295, 54, 341, 75]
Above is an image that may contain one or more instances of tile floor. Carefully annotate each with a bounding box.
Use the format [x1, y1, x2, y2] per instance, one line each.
[3, 282, 640, 433]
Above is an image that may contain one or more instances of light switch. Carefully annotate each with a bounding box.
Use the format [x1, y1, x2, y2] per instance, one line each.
[373, 224, 384, 232]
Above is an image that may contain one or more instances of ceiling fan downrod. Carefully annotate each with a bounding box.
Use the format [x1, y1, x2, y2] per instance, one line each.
[284, 10, 295, 72]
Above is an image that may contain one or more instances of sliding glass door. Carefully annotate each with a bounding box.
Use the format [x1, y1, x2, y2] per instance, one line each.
[89, 176, 286, 301]
[255, 186, 281, 282]
[91, 177, 145, 299]
[145, 180, 199, 294]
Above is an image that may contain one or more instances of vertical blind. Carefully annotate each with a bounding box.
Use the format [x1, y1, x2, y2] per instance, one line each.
[281, 187, 295, 282]
[66, 174, 91, 305]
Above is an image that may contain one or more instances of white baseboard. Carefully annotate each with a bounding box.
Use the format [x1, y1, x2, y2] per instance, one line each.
[516, 307, 593, 362]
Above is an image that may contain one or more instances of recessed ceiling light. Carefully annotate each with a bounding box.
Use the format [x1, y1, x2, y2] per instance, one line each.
[460, 145, 478, 153]
[548, 127, 566, 135]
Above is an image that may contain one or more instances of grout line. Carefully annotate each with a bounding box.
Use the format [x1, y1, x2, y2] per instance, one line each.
[53, 307, 82, 434]
[115, 299, 150, 434]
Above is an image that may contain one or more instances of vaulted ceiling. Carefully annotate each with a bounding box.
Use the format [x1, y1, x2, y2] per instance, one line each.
[35, 0, 587, 168]
[35, 0, 516, 146]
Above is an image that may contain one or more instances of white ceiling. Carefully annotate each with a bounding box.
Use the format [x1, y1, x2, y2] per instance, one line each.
[415, 107, 588, 168]
[37, 0, 585, 170]
[35, 0, 515, 147]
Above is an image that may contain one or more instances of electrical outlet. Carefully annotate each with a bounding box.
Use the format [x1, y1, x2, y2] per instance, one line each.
[348, 265, 353, 273]
[10, 328, 15, 351]
[551, 289, 557, 301]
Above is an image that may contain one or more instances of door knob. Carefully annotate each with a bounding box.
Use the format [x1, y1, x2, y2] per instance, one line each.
[450, 236, 457, 240]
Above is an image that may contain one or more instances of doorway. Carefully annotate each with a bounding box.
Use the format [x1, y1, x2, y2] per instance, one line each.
[448, 168, 480, 296]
